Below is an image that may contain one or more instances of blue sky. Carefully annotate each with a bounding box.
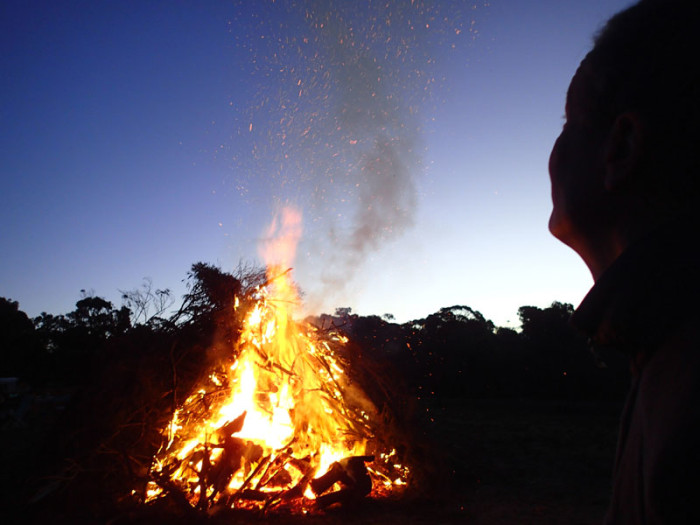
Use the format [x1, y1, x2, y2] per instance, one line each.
[1, 0, 634, 327]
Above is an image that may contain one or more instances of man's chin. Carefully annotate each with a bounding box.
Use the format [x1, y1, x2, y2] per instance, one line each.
[548, 211, 565, 241]
[548, 213, 580, 251]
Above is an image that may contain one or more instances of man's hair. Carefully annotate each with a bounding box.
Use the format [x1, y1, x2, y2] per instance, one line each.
[585, 0, 700, 204]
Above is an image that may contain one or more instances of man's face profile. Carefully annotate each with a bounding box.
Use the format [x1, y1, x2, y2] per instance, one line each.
[548, 61, 610, 260]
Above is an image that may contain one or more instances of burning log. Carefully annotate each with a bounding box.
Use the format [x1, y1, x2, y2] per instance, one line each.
[208, 436, 245, 493]
[218, 411, 247, 437]
[311, 456, 374, 509]
[237, 488, 274, 501]
[196, 444, 211, 509]
[268, 468, 317, 510]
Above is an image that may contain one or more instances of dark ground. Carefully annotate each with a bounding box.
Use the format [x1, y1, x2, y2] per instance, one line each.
[2, 397, 621, 524]
[429, 398, 621, 525]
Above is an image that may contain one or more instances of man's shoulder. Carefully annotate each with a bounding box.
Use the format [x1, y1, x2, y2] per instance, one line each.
[643, 317, 700, 380]
[631, 316, 700, 521]
[637, 316, 700, 431]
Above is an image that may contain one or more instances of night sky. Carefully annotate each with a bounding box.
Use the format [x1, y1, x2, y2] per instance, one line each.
[1, 0, 634, 327]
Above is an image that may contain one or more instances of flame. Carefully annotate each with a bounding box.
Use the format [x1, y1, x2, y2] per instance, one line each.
[144, 206, 408, 512]
[260, 206, 302, 273]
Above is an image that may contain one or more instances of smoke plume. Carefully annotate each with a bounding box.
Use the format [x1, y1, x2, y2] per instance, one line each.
[231, 0, 473, 312]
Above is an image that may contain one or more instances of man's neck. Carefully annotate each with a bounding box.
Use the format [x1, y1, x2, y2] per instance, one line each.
[586, 213, 669, 282]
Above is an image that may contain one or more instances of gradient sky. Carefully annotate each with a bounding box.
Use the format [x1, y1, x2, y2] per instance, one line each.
[1, 0, 634, 328]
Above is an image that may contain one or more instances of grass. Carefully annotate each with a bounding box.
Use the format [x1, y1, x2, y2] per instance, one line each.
[427, 398, 622, 524]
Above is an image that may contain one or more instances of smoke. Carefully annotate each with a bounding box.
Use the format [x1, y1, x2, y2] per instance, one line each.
[319, 134, 417, 294]
[231, 0, 475, 312]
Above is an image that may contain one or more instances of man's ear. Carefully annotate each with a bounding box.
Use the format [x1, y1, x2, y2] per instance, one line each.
[604, 112, 645, 192]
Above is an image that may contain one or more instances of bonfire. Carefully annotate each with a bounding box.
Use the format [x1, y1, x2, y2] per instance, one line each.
[143, 207, 409, 513]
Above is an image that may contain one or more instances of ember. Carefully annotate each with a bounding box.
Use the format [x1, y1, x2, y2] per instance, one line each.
[142, 207, 409, 513]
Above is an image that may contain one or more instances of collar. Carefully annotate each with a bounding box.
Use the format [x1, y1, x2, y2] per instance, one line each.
[571, 221, 700, 361]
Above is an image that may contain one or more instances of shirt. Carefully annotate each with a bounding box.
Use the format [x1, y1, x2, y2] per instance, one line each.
[571, 224, 700, 524]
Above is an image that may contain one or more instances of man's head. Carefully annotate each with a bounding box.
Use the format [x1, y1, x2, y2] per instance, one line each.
[549, 0, 700, 279]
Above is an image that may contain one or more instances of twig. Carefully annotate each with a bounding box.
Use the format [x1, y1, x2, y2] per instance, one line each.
[236, 454, 272, 496]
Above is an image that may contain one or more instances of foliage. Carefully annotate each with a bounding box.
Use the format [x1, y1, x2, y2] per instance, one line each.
[314, 302, 629, 403]
[120, 278, 174, 326]
[0, 298, 44, 383]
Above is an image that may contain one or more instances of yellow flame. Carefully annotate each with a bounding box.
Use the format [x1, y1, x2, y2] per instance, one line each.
[145, 206, 408, 510]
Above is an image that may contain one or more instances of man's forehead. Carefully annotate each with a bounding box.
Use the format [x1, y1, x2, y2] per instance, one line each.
[566, 58, 597, 117]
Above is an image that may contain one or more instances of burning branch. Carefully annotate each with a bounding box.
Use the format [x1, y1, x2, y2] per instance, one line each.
[142, 279, 409, 514]
[142, 210, 409, 514]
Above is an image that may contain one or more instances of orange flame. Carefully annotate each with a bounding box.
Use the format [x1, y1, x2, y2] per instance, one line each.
[260, 206, 303, 270]
[144, 206, 408, 511]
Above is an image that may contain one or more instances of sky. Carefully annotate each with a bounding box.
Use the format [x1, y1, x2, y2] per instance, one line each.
[1, 0, 635, 328]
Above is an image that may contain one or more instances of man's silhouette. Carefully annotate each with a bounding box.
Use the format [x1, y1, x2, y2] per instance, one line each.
[549, 0, 700, 522]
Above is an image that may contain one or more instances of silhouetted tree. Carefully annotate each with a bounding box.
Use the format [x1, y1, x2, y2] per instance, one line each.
[0, 298, 45, 383]
[519, 302, 574, 349]
[120, 278, 174, 326]
[31, 295, 131, 385]
[334, 306, 353, 319]
[71, 296, 131, 338]
[517, 302, 628, 399]
[171, 262, 242, 326]
[400, 306, 500, 399]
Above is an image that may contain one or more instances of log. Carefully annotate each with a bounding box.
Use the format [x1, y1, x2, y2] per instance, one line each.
[196, 444, 211, 509]
[208, 436, 245, 492]
[310, 462, 349, 496]
[316, 487, 363, 509]
[310, 455, 374, 509]
[311, 455, 374, 496]
[238, 488, 279, 501]
[218, 411, 247, 438]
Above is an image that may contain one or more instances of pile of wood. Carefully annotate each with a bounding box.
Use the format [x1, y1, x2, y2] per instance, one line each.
[150, 410, 378, 514]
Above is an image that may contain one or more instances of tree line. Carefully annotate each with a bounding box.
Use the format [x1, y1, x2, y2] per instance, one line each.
[1, 263, 629, 401]
[311, 302, 629, 404]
